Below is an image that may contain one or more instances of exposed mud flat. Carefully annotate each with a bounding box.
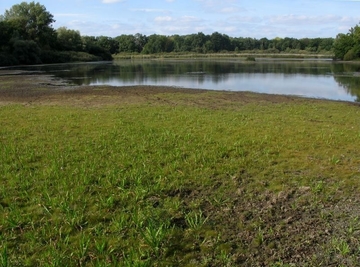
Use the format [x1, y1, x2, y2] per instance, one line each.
[1, 69, 356, 108]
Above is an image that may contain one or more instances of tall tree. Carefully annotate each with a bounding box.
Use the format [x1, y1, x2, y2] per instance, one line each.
[333, 24, 360, 60]
[3, 1, 56, 47]
[0, 21, 13, 49]
[134, 33, 148, 53]
[171, 34, 185, 52]
[56, 27, 82, 51]
[96, 36, 119, 55]
[210, 32, 232, 52]
[115, 34, 136, 53]
[142, 35, 174, 54]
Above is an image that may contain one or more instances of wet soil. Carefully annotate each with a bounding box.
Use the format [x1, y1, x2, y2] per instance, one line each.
[0, 70, 338, 108]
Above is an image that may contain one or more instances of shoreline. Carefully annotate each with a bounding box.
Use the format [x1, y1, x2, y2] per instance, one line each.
[0, 70, 358, 108]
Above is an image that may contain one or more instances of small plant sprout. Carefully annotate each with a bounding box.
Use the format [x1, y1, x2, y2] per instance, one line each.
[185, 210, 208, 230]
[140, 220, 168, 256]
[347, 216, 360, 235]
[94, 239, 108, 255]
[332, 238, 351, 256]
[77, 235, 90, 265]
[0, 245, 8, 267]
[312, 181, 325, 194]
[256, 227, 265, 246]
[218, 250, 232, 266]
[329, 155, 340, 165]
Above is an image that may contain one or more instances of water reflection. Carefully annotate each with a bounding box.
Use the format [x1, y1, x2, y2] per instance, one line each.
[19, 59, 360, 102]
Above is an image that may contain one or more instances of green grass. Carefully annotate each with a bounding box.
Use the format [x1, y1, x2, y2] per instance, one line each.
[1, 95, 360, 266]
[113, 51, 333, 60]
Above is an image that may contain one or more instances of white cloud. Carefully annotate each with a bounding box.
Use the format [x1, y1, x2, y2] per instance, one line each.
[131, 8, 167, 13]
[220, 7, 241, 13]
[154, 15, 201, 25]
[194, 0, 239, 12]
[152, 15, 206, 35]
[227, 16, 259, 23]
[154, 16, 173, 22]
[65, 19, 147, 37]
[269, 14, 341, 25]
[181, 15, 200, 22]
[101, 0, 125, 4]
[47, 0, 360, 38]
[55, 13, 88, 18]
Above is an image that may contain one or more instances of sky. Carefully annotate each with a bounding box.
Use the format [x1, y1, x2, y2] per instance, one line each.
[1, 0, 360, 39]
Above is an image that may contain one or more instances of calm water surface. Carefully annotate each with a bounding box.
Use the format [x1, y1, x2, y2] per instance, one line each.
[16, 59, 360, 102]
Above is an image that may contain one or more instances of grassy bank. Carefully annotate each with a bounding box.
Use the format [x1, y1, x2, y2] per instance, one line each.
[1, 76, 360, 266]
[113, 51, 334, 60]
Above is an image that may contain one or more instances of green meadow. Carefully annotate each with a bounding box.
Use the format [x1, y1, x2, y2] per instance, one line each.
[1, 85, 360, 266]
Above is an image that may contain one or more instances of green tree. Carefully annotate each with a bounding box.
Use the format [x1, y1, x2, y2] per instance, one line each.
[204, 40, 214, 53]
[142, 35, 174, 54]
[182, 34, 195, 52]
[299, 38, 310, 50]
[171, 34, 185, 52]
[0, 21, 13, 50]
[210, 32, 232, 52]
[180, 32, 208, 52]
[96, 36, 118, 55]
[291, 38, 302, 50]
[259, 38, 270, 50]
[333, 24, 360, 60]
[134, 33, 148, 53]
[0, 20, 18, 65]
[82, 35, 112, 60]
[319, 38, 334, 52]
[230, 37, 244, 51]
[271, 37, 283, 51]
[3, 1, 56, 47]
[333, 33, 355, 60]
[116, 33, 148, 53]
[115, 34, 137, 53]
[56, 27, 82, 51]
[12, 39, 41, 64]
[308, 38, 322, 52]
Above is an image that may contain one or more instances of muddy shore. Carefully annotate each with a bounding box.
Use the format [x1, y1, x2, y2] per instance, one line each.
[1, 70, 354, 108]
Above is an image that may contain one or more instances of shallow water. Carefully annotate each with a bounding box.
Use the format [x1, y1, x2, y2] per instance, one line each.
[11, 59, 360, 102]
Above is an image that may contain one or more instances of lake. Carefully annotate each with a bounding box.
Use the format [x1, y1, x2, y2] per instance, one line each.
[10, 58, 360, 102]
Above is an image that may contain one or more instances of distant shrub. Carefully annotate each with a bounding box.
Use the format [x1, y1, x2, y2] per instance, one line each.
[40, 50, 67, 63]
[266, 48, 280, 53]
[245, 56, 256, 61]
[344, 48, 357, 61]
[40, 50, 102, 63]
[70, 51, 103, 61]
[0, 53, 18, 66]
[12, 40, 41, 64]
[86, 45, 112, 60]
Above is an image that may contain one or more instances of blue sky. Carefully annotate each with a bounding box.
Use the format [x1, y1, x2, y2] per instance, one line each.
[1, 0, 360, 38]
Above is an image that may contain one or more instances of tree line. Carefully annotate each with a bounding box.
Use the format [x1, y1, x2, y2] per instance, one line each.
[118, 33, 334, 55]
[0, 2, 115, 66]
[0, 1, 358, 66]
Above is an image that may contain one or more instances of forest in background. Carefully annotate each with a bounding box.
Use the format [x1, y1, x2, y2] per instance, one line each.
[0, 1, 359, 66]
